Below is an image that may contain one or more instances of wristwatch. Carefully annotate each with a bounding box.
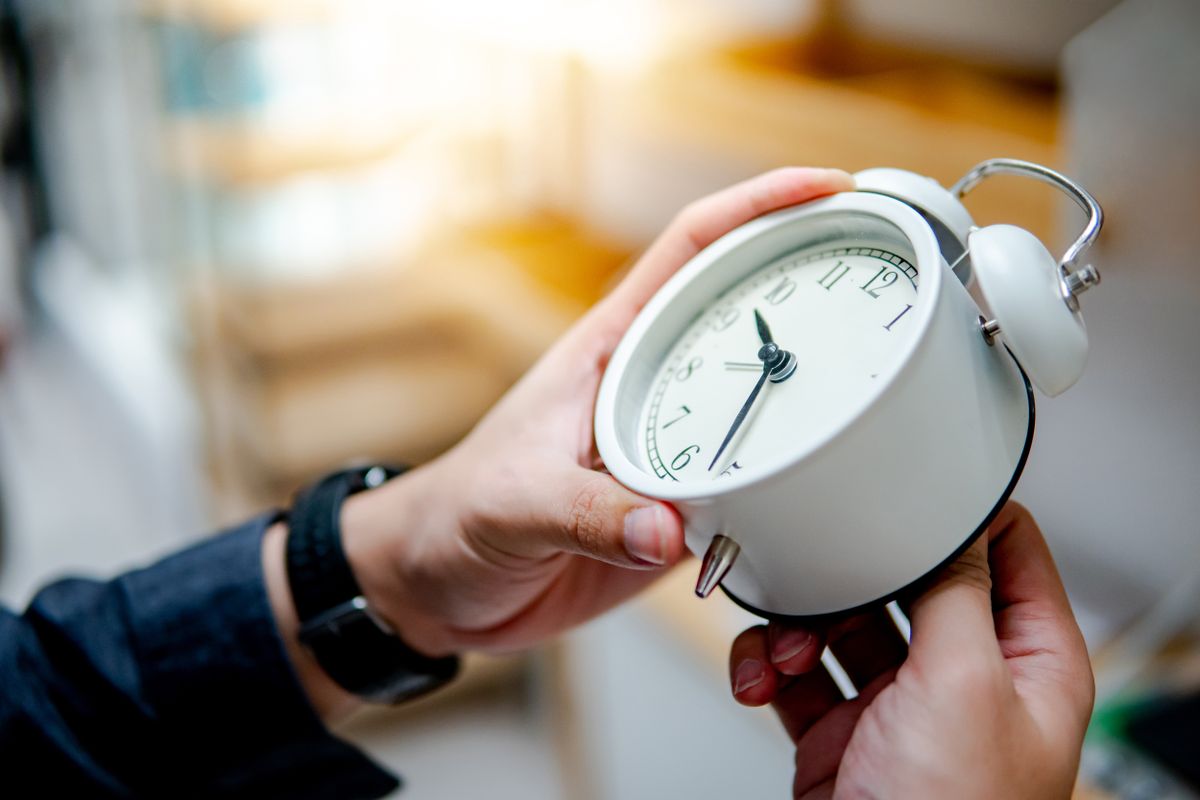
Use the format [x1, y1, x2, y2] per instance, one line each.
[285, 465, 460, 704]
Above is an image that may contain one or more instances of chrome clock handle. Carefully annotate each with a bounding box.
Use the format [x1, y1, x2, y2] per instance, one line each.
[952, 158, 1104, 312]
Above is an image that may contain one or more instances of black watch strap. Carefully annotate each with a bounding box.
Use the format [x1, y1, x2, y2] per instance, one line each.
[285, 465, 459, 704]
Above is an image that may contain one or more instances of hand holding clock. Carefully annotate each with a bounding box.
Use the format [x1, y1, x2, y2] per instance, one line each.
[728, 502, 1094, 799]
[269, 167, 858, 717]
[267, 166, 1093, 800]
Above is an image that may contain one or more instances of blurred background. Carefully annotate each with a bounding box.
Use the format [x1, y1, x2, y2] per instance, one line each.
[0, 0, 1197, 797]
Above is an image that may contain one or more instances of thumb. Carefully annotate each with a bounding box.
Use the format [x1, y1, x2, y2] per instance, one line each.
[906, 533, 1002, 664]
[511, 466, 686, 569]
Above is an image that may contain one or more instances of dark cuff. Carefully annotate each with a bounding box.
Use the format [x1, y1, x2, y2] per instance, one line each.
[119, 512, 399, 799]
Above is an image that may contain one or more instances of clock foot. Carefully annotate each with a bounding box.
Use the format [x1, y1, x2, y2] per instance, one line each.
[695, 534, 740, 598]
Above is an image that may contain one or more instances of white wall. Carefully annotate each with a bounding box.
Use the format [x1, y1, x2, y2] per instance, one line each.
[1016, 0, 1200, 639]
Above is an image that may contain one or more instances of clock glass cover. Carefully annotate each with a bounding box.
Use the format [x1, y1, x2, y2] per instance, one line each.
[633, 213, 924, 486]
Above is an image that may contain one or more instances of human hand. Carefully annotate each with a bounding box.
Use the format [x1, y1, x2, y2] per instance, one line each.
[728, 502, 1094, 799]
[343, 168, 856, 658]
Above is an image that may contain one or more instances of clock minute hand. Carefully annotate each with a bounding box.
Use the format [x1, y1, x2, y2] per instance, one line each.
[708, 311, 799, 472]
[708, 358, 772, 471]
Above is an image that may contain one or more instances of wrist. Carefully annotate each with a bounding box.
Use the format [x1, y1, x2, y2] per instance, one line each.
[338, 464, 457, 657]
[262, 520, 361, 722]
[281, 465, 461, 705]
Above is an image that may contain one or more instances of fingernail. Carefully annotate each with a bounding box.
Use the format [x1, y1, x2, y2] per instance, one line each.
[771, 628, 814, 665]
[733, 658, 765, 695]
[624, 506, 667, 565]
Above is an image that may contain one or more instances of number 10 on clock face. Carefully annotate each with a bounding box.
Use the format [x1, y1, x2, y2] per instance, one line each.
[640, 245, 919, 484]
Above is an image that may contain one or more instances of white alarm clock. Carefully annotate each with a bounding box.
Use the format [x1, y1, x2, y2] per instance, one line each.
[594, 159, 1103, 619]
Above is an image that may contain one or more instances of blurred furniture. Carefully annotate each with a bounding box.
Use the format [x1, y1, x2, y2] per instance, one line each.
[190, 220, 628, 517]
[149, 0, 1073, 516]
[145, 1, 630, 515]
[581, 33, 1062, 251]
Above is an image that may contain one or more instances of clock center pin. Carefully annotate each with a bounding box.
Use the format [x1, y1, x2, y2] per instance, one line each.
[758, 342, 797, 383]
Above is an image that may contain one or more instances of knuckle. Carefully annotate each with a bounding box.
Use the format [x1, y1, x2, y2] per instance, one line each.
[941, 546, 992, 594]
[748, 169, 787, 204]
[1004, 499, 1032, 522]
[670, 202, 703, 239]
[672, 201, 698, 225]
[995, 499, 1038, 537]
[567, 476, 612, 555]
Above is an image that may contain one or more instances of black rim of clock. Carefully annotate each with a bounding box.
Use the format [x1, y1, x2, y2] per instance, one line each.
[718, 347, 1036, 624]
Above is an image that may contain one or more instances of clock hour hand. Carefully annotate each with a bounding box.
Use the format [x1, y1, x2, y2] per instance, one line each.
[754, 308, 774, 346]
[754, 308, 797, 382]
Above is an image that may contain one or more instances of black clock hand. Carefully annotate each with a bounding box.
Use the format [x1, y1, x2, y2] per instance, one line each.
[708, 311, 798, 472]
[708, 357, 772, 471]
[755, 308, 797, 382]
[754, 308, 774, 347]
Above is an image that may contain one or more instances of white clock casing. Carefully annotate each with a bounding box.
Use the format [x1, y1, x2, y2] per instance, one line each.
[593, 190, 1033, 619]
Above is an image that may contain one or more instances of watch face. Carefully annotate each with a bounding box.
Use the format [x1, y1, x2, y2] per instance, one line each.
[639, 240, 920, 484]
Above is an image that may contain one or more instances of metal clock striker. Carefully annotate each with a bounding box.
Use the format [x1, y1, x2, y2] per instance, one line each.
[594, 159, 1104, 619]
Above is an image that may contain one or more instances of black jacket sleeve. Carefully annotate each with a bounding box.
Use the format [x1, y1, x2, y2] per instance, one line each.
[0, 512, 400, 799]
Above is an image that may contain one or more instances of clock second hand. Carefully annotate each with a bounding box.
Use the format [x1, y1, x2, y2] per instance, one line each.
[707, 309, 797, 471]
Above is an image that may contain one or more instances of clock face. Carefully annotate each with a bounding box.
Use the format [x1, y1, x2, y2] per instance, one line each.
[638, 243, 920, 484]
